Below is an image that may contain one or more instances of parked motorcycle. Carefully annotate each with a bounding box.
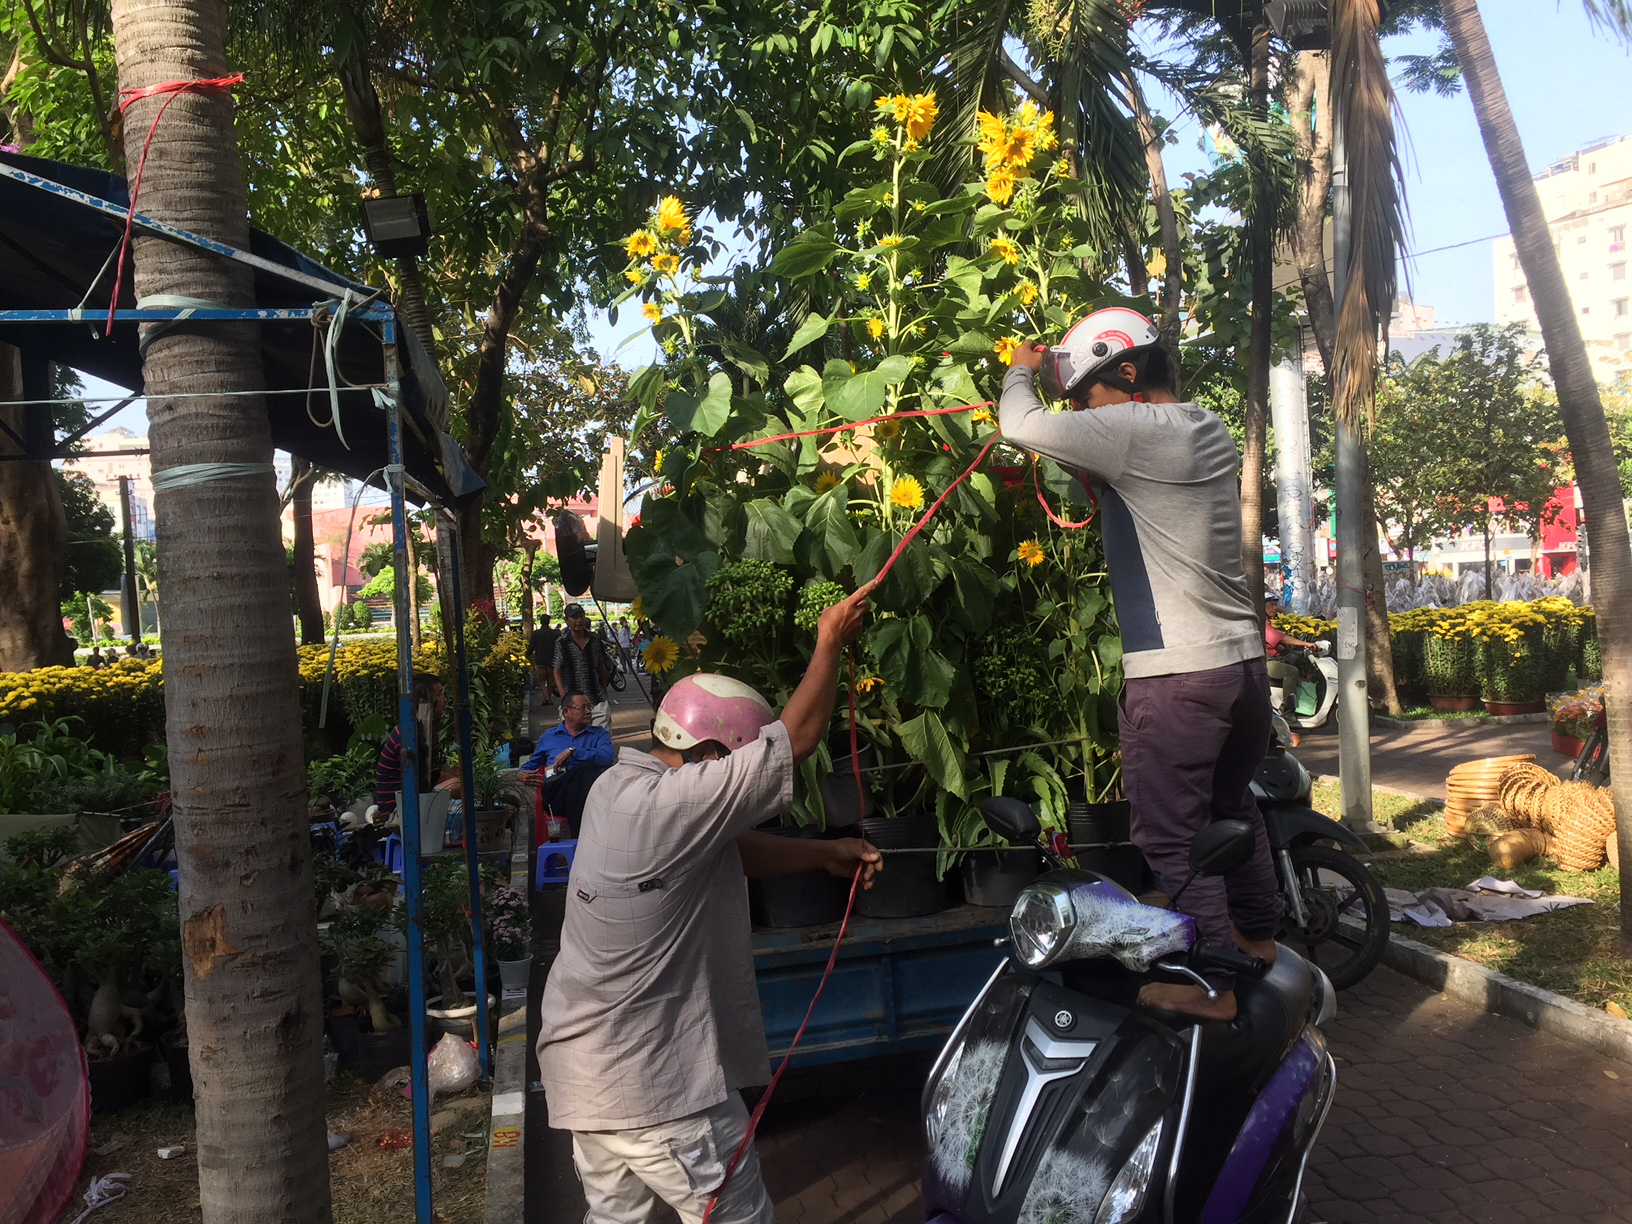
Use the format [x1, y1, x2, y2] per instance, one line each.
[1571, 705, 1610, 787]
[922, 801, 1338, 1224]
[1258, 714, 1390, 990]
[1267, 643, 1338, 731]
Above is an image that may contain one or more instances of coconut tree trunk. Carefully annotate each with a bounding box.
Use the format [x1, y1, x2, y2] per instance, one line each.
[109, 0, 332, 1216]
[520, 536, 538, 637]
[0, 345, 77, 670]
[1439, 0, 1632, 949]
[290, 458, 324, 646]
[1124, 73, 1184, 380]
[1240, 24, 1274, 620]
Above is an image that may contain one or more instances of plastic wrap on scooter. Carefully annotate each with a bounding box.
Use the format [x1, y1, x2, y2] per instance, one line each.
[1054, 878, 1196, 971]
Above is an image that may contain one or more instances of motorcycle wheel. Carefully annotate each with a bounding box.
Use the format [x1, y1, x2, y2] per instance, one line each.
[1571, 726, 1609, 787]
[607, 667, 628, 693]
[1278, 844, 1389, 990]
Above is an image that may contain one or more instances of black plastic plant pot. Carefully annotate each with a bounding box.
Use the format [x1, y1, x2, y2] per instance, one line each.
[88, 1045, 153, 1114]
[354, 1024, 412, 1083]
[160, 1029, 193, 1105]
[1068, 800, 1149, 892]
[819, 743, 878, 828]
[748, 825, 849, 928]
[855, 811, 950, 919]
[328, 1010, 362, 1067]
[961, 847, 1043, 908]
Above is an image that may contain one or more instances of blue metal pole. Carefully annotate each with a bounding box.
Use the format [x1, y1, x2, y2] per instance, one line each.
[447, 519, 493, 1081]
[384, 319, 435, 1222]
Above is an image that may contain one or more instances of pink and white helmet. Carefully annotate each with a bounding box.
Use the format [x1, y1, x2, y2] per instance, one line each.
[1041, 306, 1161, 400]
[653, 673, 777, 752]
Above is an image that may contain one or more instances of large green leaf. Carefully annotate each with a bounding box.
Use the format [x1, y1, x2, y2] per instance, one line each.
[947, 560, 999, 635]
[867, 616, 957, 709]
[771, 225, 840, 278]
[742, 498, 803, 564]
[854, 528, 940, 611]
[800, 486, 859, 574]
[624, 500, 724, 638]
[898, 711, 967, 797]
[784, 365, 826, 423]
[668, 372, 733, 438]
[827, 354, 913, 421]
[783, 313, 831, 359]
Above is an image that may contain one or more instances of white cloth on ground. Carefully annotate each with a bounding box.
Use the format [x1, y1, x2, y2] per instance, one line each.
[1385, 876, 1593, 927]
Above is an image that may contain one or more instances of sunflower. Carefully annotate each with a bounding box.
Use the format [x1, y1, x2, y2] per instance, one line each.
[855, 675, 884, 694]
[878, 234, 903, 248]
[994, 336, 1021, 365]
[625, 230, 657, 258]
[972, 408, 995, 426]
[1017, 282, 1039, 305]
[1017, 539, 1045, 567]
[990, 235, 1020, 266]
[631, 596, 645, 621]
[642, 635, 679, 674]
[867, 317, 886, 341]
[902, 92, 938, 141]
[624, 267, 648, 285]
[815, 471, 842, 493]
[873, 417, 904, 441]
[984, 169, 1017, 206]
[655, 195, 692, 240]
[643, 302, 664, 323]
[1053, 156, 1074, 179]
[871, 125, 891, 145]
[890, 474, 925, 511]
[651, 253, 680, 275]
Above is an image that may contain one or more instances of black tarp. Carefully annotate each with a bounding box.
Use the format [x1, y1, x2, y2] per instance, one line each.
[0, 151, 482, 506]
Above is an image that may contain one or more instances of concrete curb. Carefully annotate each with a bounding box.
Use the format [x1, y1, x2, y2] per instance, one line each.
[1379, 931, 1632, 1065]
[1373, 711, 1550, 734]
[483, 850, 533, 1224]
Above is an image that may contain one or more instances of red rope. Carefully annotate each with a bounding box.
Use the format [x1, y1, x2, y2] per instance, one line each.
[105, 73, 245, 331]
[1034, 458, 1099, 529]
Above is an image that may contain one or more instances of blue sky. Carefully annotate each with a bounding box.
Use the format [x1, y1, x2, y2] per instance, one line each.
[86, 5, 1632, 430]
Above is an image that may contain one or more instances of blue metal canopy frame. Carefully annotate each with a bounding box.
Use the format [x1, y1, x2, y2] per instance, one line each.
[0, 157, 491, 1223]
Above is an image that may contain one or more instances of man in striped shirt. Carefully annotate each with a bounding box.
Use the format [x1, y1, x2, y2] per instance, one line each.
[553, 603, 614, 728]
[374, 673, 458, 816]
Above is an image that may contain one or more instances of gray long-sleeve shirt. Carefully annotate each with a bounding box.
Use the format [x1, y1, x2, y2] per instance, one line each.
[999, 366, 1260, 679]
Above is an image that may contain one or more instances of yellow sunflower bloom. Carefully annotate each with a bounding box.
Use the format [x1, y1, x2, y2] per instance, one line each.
[855, 675, 884, 694]
[972, 408, 995, 425]
[642, 635, 679, 674]
[651, 253, 680, 275]
[625, 230, 658, 258]
[902, 92, 938, 141]
[990, 235, 1021, 266]
[890, 474, 925, 511]
[871, 125, 892, 144]
[994, 336, 1021, 365]
[631, 596, 645, 621]
[1053, 156, 1074, 179]
[1017, 539, 1045, 567]
[1017, 282, 1039, 305]
[976, 110, 1007, 158]
[873, 418, 904, 441]
[878, 234, 903, 248]
[984, 169, 1017, 205]
[815, 471, 842, 493]
[624, 267, 648, 285]
[856, 272, 871, 290]
[867, 317, 886, 341]
[655, 195, 692, 240]
[643, 301, 664, 323]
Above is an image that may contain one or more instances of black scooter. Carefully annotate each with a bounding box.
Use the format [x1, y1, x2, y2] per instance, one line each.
[1258, 714, 1390, 989]
[922, 805, 1338, 1224]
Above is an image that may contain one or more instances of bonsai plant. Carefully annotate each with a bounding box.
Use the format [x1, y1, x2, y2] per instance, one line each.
[324, 902, 402, 1035]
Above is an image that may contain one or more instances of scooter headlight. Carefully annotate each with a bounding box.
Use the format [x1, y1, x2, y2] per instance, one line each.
[1093, 1120, 1163, 1224]
[1009, 882, 1076, 968]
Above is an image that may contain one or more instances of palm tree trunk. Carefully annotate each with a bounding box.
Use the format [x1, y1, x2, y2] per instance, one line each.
[0, 344, 77, 669]
[1124, 73, 1184, 381]
[520, 537, 537, 637]
[1240, 24, 1273, 619]
[1439, 0, 1632, 949]
[109, 0, 332, 1216]
[290, 459, 324, 646]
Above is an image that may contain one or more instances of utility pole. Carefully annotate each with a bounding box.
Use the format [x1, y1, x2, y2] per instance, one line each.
[1270, 345, 1316, 615]
[118, 475, 140, 642]
[1331, 107, 1374, 831]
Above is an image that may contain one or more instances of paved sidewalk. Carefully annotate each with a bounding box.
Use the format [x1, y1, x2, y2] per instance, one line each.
[1296, 719, 1560, 801]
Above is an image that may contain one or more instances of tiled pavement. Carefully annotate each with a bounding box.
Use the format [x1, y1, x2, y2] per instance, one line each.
[527, 963, 1632, 1222]
[1295, 720, 1558, 802]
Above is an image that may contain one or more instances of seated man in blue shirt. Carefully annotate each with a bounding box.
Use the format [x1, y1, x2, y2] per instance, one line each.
[519, 690, 615, 835]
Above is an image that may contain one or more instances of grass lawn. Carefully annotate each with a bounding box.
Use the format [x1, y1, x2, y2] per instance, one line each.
[1386, 705, 1493, 722]
[1310, 780, 1629, 1016]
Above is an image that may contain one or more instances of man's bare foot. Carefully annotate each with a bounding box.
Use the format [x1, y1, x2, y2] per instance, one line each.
[1136, 983, 1238, 1021]
[1232, 925, 1279, 965]
[1290, 731, 1302, 748]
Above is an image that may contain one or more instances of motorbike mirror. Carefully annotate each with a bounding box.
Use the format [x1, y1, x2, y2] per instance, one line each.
[1189, 820, 1256, 876]
[980, 797, 1042, 844]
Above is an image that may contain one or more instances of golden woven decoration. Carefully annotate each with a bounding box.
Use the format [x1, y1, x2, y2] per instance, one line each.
[1445, 755, 1537, 838]
[1544, 783, 1617, 872]
[1495, 762, 1560, 827]
[1488, 827, 1549, 869]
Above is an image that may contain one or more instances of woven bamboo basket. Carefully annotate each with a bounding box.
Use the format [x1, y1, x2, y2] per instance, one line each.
[1495, 762, 1560, 829]
[1544, 784, 1617, 871]
[1444, 755, 1536, 837]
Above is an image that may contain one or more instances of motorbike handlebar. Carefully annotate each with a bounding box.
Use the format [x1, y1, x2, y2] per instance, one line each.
[1191, 944, 1270, 979]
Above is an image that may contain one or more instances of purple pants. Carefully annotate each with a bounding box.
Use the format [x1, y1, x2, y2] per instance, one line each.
[1119, 658, 1284, 986]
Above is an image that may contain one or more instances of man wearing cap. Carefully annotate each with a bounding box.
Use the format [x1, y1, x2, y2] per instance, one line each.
[1000, 307, 1282, 1023]
[537, 584, 882, 1224]
[553, 602, 615, 728]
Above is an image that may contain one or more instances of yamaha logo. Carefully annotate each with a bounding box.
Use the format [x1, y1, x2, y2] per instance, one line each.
[1053, 1010, 1073, 1029]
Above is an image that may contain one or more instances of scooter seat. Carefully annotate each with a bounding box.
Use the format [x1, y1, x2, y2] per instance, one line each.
[1208, 948, 1315, 1085]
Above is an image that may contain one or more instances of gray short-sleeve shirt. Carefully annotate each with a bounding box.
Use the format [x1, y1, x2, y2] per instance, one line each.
[536, 722, 794, 1131]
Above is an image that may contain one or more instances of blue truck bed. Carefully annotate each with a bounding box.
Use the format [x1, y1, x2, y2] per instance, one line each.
[751, 905, 1010, 1067]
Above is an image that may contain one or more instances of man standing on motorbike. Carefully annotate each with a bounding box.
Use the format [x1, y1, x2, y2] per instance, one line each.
[1002, 308, 1283, 1021]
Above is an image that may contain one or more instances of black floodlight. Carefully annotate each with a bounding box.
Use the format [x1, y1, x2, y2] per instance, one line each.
[1265, 0, 1332, 50]
[360, 193, 433, 259]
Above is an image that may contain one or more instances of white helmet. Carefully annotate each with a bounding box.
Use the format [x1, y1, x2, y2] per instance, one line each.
[1040, 307, 1162, 400]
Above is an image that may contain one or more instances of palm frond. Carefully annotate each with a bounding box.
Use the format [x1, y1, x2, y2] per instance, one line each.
[1580, 0, 1632, 40]
[1330, 0, 1406, 428]
[924, 0, 1024, 196]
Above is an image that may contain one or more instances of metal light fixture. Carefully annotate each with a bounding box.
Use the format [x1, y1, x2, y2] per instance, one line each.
[360, 193, 433, 258]
[1264, 0, 1332, 49]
